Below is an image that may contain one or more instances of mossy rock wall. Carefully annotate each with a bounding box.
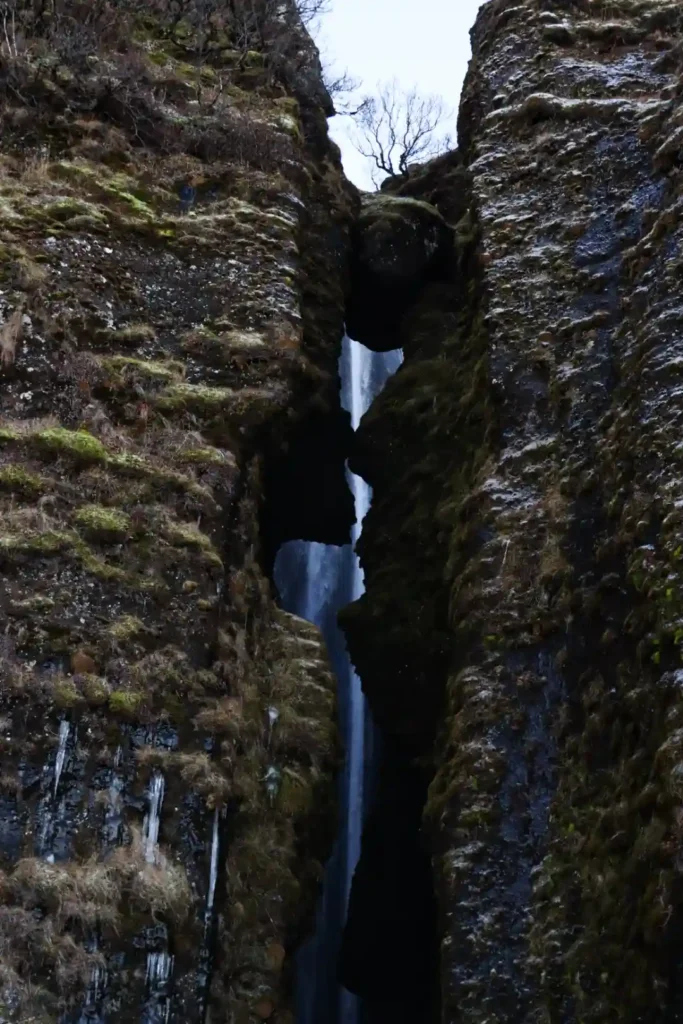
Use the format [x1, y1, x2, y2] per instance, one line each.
[341, 0, 683, 1021]
[0, 4, 350, 1021]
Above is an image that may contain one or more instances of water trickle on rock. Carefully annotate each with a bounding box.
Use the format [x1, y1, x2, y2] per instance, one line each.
[206, 807, 220, 925]
[103, 746, 124, 847]
[142, 771, 165, 864]
[53, 719, 70, 796]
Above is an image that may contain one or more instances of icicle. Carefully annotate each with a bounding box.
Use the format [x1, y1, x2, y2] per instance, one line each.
[145, 951, 174, 1024]
[142, 771, 165, 864]
[206, 807, 220, 925]
[39, 719, 71, 861]
[53, 719, 70, 795]
[146, 951, 173, 986]
[75, 936, 106, 1022]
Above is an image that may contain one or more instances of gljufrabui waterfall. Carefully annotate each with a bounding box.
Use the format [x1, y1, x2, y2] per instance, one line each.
[274, 337, 401, 1024]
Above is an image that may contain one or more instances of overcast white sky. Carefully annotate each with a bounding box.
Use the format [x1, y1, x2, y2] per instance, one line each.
[316, 0, 486, 189]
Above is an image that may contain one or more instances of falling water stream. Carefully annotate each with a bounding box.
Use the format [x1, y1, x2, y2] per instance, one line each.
[275, 336, 402, 1024]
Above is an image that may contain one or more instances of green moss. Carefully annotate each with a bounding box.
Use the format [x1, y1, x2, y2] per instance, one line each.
[32, 428, 107, 464]
[7, 594, 55, 615]
[82, 675, 110, 706]
[165, 521, 223, 567]
[0, 427, 18, 445]
[0, 464, 44, 495]
[108, 615, 145, 642]
[109, 690, 145, 716]
[103, 355, 185, 383]
[42, 198, 108, 225]
[54, 680, 83, 708]
[101, 324, 157, 346]
[0, 531, 73, 557]
[107, 452, 217, 508]
[177, 447, 233, 466]
[74, 505, 131, 542]
[148, 48, 171, 66]
[103, 184, 155, 218]
[155, 382, 236, 413]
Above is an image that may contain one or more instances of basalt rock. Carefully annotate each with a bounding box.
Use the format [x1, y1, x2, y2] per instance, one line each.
[0, 3, 350, 1021]
[341, 0, 683, 1022]
[346, 193, 453, 352]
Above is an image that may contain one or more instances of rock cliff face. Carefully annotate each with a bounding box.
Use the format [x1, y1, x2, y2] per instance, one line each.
[0, 3, 351, 1021]
[341, 0, 683, 1021]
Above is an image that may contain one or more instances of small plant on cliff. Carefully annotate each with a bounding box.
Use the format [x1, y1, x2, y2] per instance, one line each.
[353, 79, 453, 184]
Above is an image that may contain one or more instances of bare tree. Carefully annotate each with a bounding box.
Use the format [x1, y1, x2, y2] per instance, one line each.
[353, 79, 453, 183]
[294, 0, 330, 27]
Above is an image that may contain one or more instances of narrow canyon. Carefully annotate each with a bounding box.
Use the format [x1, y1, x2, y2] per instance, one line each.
[1, 1, 683, 1023]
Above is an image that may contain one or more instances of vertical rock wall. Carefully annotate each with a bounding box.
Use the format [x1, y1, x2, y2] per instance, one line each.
[0, 5, 352, 1021]
[341, 1, 683, 1021]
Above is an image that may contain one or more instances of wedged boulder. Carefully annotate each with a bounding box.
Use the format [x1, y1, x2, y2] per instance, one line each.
[347, 194, 453, 352]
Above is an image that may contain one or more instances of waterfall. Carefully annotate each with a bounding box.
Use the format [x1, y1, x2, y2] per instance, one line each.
[274, 336, 402, 1024]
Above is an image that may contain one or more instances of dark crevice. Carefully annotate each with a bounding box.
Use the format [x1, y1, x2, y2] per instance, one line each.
[339, 738, 441, 1024]
[260, 405, 355, 574]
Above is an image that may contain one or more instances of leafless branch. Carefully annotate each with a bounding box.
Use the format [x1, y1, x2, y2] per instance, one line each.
[353, 79, 453, 185]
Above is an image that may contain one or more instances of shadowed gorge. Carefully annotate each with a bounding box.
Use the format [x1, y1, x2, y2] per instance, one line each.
[3, 0, 683, 1022]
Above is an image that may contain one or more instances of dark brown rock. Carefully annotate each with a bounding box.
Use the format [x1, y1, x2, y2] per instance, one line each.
[341, 1, 683, 1022]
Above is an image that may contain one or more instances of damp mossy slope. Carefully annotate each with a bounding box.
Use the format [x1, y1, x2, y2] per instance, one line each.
[0, 2, 353, 1021]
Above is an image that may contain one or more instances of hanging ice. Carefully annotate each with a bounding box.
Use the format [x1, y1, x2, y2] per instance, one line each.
[78, 949, 106, 1023]
[144, 951, 174, 1024]
[142, 771, 165, 864]
[54, 719, 70, 795]
[38, 719, 72, 862]
[206, 807, 220, 925]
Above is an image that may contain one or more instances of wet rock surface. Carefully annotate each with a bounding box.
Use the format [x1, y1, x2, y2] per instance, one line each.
[0, 3, 348, 1021]
[341, 0, 683, 1021]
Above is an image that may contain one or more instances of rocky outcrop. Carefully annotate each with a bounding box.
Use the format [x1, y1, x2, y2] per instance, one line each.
[0, 4, 351, 1021]
[346, 193, 453, 352]
[341, 1, 683, 1022]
